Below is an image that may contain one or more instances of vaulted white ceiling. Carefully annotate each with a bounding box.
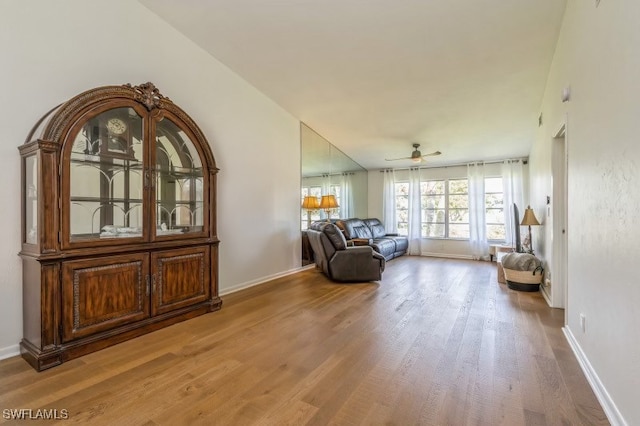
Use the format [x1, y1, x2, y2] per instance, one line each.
[140, 0, 566, 170]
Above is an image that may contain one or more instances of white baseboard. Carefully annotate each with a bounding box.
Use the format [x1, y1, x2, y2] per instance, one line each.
[563, 326, 627, 426]
[219, 266, 310, 296]
[540, 284, 552, 306]
[421, 252, 474, 260]
[0, 344, 20, 361]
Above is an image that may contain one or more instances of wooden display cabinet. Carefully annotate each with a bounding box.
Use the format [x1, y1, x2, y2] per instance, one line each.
[19, 83, 221, 371]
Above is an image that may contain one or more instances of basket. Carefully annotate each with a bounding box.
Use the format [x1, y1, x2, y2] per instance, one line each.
[503, 266, 544, 292]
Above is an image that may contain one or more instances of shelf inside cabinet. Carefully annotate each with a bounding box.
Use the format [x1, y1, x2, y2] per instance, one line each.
[70, 156, 143, 170]
[71, 197, 144, 204]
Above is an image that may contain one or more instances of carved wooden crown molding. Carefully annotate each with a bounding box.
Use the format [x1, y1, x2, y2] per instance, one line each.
[25, 81, 216, 168]
[125, 82, 170, 111]
[32, 83, 172, 143]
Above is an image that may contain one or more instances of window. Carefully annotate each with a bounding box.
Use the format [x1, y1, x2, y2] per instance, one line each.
[447, 179, 469, 238]
[395, 182, 409, 235]
[395, 178, 469, 238]
[421, 180, 445, 237]
[392, 175, 507, 241]
[485, 177, 505, 240]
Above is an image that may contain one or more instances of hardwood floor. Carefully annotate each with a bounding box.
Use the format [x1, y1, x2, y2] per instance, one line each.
[0, 257, 609, 425]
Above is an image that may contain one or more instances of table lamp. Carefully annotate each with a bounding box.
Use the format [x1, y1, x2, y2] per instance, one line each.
[301, 195, 320, 229]
[521, 205, 540, 254]
[319, 195, 339, 222]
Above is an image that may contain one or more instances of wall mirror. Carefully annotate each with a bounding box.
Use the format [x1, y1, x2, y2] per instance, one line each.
[301, 123, 368, 263]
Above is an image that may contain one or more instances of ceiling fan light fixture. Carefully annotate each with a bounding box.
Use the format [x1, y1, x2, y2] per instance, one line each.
[410, 143, 422, 162]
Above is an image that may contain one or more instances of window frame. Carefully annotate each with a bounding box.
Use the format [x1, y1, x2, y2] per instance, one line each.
[446, 178, 470, 240]
[394, 178, 470, 239]
[394, 182, 409, 235]
[421, 180, 446, 238]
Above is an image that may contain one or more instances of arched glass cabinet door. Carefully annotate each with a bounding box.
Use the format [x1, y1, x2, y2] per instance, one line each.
[67, 103, 147, 243]
[151, 110, 209, 239]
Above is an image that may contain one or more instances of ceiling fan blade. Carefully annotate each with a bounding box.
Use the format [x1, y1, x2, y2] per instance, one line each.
[385, 149, 441, 162]
[384, 156, 412, 161]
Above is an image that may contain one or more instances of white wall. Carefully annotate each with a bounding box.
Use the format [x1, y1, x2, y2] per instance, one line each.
[529, 0, 640, 424]
[0, 0, 301, 356]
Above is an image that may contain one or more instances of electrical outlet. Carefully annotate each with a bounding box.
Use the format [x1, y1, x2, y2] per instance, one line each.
[580, 313, 586, 332]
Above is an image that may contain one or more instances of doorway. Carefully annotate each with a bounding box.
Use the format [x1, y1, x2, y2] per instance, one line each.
[549, 123, 568, 317]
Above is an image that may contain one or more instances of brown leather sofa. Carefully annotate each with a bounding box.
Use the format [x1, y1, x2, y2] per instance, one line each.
[306, 222, 385, 282]
[336, 218, 408, 261]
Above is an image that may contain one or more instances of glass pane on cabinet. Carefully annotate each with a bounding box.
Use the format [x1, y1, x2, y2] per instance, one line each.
[69, 107, 144, 240]
[155, 119, 204, 236]
[25, 155, 38, 244]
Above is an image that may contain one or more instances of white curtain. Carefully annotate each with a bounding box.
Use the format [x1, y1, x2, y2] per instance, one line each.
[382, 170, 397, 233]
[502, 160, 524, 249]
[321, 173, 331, 220]
[407, 168, 422, 255]
[340, 172, 354, 218]
[468, 162, 489, 260]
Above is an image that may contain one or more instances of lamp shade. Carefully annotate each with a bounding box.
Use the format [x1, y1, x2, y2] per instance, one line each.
[521, 205, 540, 226]
[319, 194, 339, 209]
[301, 195, 320, 209]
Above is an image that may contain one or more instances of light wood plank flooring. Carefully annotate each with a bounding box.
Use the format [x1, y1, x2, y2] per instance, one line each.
[0, 257, 608, 425]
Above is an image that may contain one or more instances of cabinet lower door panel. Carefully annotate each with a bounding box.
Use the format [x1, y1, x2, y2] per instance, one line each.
[152, 246, 210, 315]
[62, 254, 150, 342]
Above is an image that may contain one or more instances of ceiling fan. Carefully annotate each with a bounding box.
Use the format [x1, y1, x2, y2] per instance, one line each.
[385, 143, 442, 163]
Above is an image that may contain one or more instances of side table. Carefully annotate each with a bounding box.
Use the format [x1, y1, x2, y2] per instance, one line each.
[496, 251, 507, 284]
[489, 244, 513, 262]
[347, 238, 372, 247]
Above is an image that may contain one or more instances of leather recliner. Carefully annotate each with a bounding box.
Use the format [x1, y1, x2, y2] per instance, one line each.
[306, 222, 385, 282]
